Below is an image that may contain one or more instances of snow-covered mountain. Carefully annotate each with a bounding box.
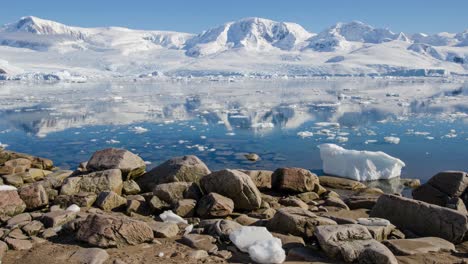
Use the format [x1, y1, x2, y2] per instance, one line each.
[184, 17, 313, 56]
[0, 16, 466, 80]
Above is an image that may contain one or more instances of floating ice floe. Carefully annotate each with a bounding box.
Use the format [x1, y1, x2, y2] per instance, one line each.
[129, 126, 149, 134]
[336, 136, 348, 143]
[229, 226, 286, 264]
[318, 143, 406, 181]
[159, 210, 188, 224]
[384, 136, 400, 144]
[365, 140, 378, 144]
[106, 139, 120, 144]
[297, 131, 313, 138]
[315, 122, 340, 127]
[251, 122, 274, 129]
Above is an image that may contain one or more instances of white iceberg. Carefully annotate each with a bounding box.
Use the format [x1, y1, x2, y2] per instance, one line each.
[297, 131, 313, 138]
[229, 226, 285, 264]
[318, 143, 405, 181]
[159, 210, 188, 224]
[384, 136, 400, 144]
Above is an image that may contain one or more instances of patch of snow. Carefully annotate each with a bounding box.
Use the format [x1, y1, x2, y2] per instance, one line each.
[66, 204, 80, 213]
[159, 210, 188, 224]
[0, 185, 17, 191]
[318, 143, 406, 181]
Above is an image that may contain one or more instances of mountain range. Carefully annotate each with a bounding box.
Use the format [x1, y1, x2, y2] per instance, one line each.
[0, 16, 467, 80]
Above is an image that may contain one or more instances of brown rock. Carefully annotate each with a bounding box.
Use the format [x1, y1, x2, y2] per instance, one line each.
[239, 170, 272, 189]
[153, 182, 201, 205]
[76, 214, 154, 248]
[319, 175, 366, 190]
[60, 169, 123, 196]
[174, 199, 197, 217]
[148, 221, 179, 238]
[383, 237, 455, 256]
[69, 248, 109, 264]
[0, 189, 26, 217]
[197, 193, 234, 218]
[272, 168, 319, 193]
[22, 220, 44, 236]
[86, 148, 146, 179]
[181, 234, 218, 253]
[278, 197, 309, 210]
[41, 210, 76, 228]
[18, 183, 49, 210]
[5, 237, 32, 251]
[95, 191, 127, 211]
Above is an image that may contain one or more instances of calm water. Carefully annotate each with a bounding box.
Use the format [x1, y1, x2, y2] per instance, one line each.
[0, 78, 466, 183]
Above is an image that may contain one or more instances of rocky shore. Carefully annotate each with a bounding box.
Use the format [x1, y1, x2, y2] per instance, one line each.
[0, 147, 467, 264]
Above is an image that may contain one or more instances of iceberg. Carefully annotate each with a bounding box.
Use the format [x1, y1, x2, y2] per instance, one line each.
[318, 143, 405, 181]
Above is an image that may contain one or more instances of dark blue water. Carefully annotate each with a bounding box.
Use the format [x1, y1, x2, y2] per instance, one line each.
[0, 79, 466, 183]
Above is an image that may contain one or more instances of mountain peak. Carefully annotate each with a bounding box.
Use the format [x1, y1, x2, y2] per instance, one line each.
[2, 16, 86, 38]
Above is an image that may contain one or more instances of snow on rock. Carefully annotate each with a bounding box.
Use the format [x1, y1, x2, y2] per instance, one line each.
[66, 204, 81, 213]
[159, 210, 188, 224]
[318, 143, 406, 181]
[229, 226, 285, 264]
[384, 136, 400, 144]
[0, 185, 18, 191]
[297, 131, 313, 138]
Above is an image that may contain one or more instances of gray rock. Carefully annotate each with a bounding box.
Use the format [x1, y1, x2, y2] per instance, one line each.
[272, 167, 320, 193]
[69, 248, 109, 264]
[370, 194, 468, 243]
[267, 207, 336, 237]
[60, 169, 123, 196]
[200, 169, 262, 211]
[76, 213, 154, 248]
[382, 237, 455, 256]
[137, 155, 210, 192]
[0, 189, 26, 217]
[239, 170, 272, 189]
[197, 193, 234, 218]
[148, 221, 179, 238]
[86, 148, 146, 180]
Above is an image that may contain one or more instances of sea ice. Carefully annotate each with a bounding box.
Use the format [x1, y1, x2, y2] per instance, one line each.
[229, 226, 286, 264]
[159, 210, 188, 224]
[129, 126, 149, 134]
[336, 136, 348, 143]
[0, 185, 17, 191]
[297, 131, 313, 138]
[318, 143, 406, 181]
[0, 142, 8, 149]
[384, 136, 400, 144]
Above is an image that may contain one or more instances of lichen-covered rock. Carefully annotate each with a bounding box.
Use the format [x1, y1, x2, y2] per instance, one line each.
[200, 169, 262, 211]
[76, 214, 154, 248]
[60, 169, 123, 196]
[272, 168, 320, 193]
[137, 155, 210, 192]
[86, 148, 146, 179]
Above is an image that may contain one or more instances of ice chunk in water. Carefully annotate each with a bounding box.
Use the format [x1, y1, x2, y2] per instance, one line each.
[318, 143, 405, 181]
[229, 226, 285, 264]
[384, 136, 400, 144]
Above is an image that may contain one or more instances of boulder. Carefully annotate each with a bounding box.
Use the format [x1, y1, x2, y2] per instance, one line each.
[267, 207, 336, 237]
[239, 170, 272, 189]
[69, 248, 109, 264]
[153, 182, 201, 205]
[148, 221, 179, 238]
[200, 169, 262, 211]
[200, 219, 242, 239]
[413, 171, 468, 207]
[60, 169, 123, 196]
[324, 197, 350, 210]
[5, 237, 32, 251]
[18, 183, 49, 210]
[2, 174, 24, 187]
[137, 155, 210, 191]
[174, 199, 197, 217]
[319, 175, 366, 190]
[41, 210, 77, 228]
[22, 220, 44, 236]
[197, 193, 234, 218]
[0, 189, 26, 216]
[383, 237, 455, 256]
[181, 234, 218, 253]
[278, 197, 308, 210]
[315, 224, 397, 263]
[345, 195, 380, 210]
[95, 191, 127, 211]
[122, 180, 141, 195]
[272, 168, 320, 193]
[76, 214, 154, 248]
[86, 148, 146, 179]
[7, 213, 31, 227]
[370, 194, 468, 243]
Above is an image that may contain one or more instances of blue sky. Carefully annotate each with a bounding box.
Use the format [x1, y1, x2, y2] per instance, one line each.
[0, 0, 466, 34]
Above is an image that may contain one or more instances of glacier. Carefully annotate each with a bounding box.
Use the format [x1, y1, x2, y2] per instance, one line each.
[318, 143, 406, 181]
[0, 16, 466, 81]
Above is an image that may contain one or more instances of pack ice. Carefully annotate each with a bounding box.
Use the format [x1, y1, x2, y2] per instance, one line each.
[318, 143, 405, 181]
[229, 226, 286, 264]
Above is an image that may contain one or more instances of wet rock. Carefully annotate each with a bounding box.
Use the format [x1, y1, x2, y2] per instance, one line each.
[76, 213, 154, 248]
[272, 167, 320, 193]
[95, 191, 127, 211]
[267, 207, 337, 237]
[315, 224, 397, 263]
[319, 175, 366, 190]
[5, 237, 32, 251]
[18, 183, 49, 210]
[0, 189, 26, 217]
[370, 194, 468, 243]
[122, 180, 141, 195]
[41, 210, 77, 228]
[174, 199, 197, 217]
[60, 169, 123, 196]
[148, 221, 179, 238]
[69, 248, 109, 264]
[153, 182, 201, 205]
[239, 170, 272, 189]
[383, 237, 455, 256]
[137, 155, 210, 191]
[86, 148, 146, 180]
[244, 153, 260, 162]
[197, 193, 234, 218]
[181, 234, 218, 253]
[200, 169, 262, 211]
